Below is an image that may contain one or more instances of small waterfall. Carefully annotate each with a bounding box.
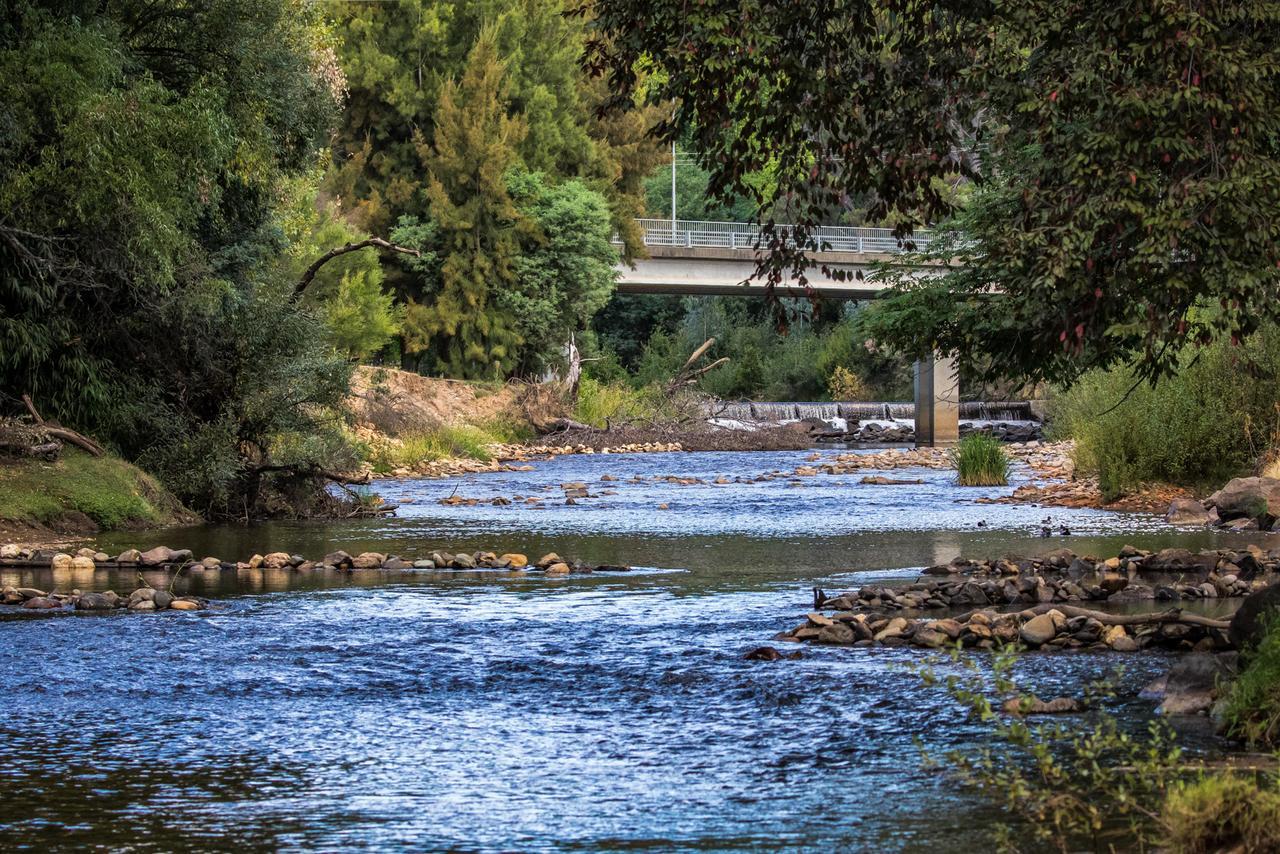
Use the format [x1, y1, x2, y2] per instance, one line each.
[958, 401, 1035, 422]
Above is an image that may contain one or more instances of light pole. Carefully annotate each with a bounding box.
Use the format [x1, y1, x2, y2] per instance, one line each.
[670, 138, 677, 243]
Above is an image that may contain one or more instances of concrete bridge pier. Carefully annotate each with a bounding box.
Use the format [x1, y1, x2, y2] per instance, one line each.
[914, 353, 959, 448]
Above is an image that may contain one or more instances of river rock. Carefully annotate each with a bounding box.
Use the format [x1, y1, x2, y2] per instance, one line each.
[1228, 584, 1280, 650]
[128, 588, 155, 605]
[262, 552, 292, 569]
[1019, 612, 1059, 646]
[50, 552, 73, 571]
[1206, 476, 1280, 525]
[536, 552, 562, 568]
[170, 599, 200, 611]
[1166, 498, 1212, 526]
[745, 646, 786, 661]
[75, 592, 113, 611]
[23, 596, 61, 609]
[0, 544, 20, 559]
[116, 548, 141, 563]
[129, 599, 156, 612]
[412, 559, 435, 569]
[322, 550, 353, 569]
[351, 552, 385, 569]
[873, 617, 909, 641]
[500, 553, 528, 568]
[382, 557, 410, 570]
[451, 553, 476, 569]
[545, 562, 570, 576]
[1146, 652, 1238, 715]
[1002, 696, 1083, 715]
[153, 591, 174, 610]
[1142, 548, 1217, 577]
[70, 555, 95, 572]
[817, 622, 856, 644]
[140, 546, 176, 566]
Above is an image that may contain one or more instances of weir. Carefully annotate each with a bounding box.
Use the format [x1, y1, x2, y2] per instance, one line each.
[616, 219, 962, 446]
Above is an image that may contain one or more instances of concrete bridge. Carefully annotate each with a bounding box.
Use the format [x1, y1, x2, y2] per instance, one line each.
[613, 219, 960, 447]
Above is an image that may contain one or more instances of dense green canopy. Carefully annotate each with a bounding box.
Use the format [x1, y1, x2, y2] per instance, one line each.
[0, 0, 352, 516]
[584, 0, 1280, 385]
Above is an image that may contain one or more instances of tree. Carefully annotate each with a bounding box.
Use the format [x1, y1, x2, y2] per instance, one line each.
[328, 0, 662, 254]
[504, 171, 618, 374]
[583, 0, 1280, 385]
[410, 31, 528, 378]
[0, 0, 357, 518]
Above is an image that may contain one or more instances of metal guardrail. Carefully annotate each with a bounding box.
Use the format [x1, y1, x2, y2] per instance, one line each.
[633, 218, 931, 254]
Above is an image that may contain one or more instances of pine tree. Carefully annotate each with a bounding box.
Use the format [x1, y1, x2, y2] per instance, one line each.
[415, 31, 527, 378]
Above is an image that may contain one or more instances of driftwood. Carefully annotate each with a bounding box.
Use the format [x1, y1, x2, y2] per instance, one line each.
[22, 394, 104, 457]
[1025, 603, 1234, 630]
[293, 238, 421, 301]
[667, 338, 729, 391]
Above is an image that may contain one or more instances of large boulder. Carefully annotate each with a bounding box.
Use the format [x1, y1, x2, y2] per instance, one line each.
[1229, 584, 1280, 650]
[1165, 498, 1213, 526]
[1142, 652, 1237, 715]
[1019, 612, 1061, 646]
[1206, 477, 1280, 525]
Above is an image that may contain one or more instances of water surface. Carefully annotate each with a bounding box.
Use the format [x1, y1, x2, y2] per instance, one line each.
[0, 450, 1264, 850]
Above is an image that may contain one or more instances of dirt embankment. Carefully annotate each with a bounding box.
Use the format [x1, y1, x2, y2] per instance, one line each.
[347, 366, 550, 437]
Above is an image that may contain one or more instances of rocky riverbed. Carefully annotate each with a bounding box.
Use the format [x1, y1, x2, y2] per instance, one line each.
[1, 584, 207, 612]
[0, 543, 626, 577]
[775, 544, 1280, 655]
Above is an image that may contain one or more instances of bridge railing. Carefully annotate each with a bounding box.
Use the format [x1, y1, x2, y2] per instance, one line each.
[632, 218, 931, 254]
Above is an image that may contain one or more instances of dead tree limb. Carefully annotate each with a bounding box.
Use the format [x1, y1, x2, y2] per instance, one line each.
[21, 394, 104, 457]
[1026, 603, 1233, 631]
[293, 238, 421, 301]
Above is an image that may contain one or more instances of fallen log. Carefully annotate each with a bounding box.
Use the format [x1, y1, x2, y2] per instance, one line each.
[21, 394, 104, 457]
[1027, 602, 1233, 631]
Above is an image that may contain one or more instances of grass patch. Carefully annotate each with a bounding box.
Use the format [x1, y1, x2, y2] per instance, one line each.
[364, 418, 533, 474]
[0, 449, 188, 530]
[1220, 619, 1280, 748]
[1162, 774, 1280, 854]
[949, 433, 1010, 486]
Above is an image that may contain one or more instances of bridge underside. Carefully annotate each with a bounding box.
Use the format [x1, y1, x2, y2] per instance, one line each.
[615, 245, 913, 301]
[613, 245, 959, 447]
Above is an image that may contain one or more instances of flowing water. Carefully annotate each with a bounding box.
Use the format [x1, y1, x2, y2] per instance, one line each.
[1, 450, 1269, 851]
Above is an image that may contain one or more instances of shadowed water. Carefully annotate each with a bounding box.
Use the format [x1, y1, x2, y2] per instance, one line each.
[0, 450, 1266, 850]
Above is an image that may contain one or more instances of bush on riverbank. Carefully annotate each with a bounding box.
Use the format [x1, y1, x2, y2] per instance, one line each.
[1050, 331, 1280, 499]
[363, 419, 532, 473]
[573, 377, 677, 428]
[0, 449, 192, 536]
[1162, 774, 1280, 854]
[1220, 619, 1280, 748]
[950, 434, 1010, 486]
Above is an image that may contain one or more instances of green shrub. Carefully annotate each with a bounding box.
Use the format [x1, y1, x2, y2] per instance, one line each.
[913, 648, 1186, 852]
[1162, 774, 1280, 854]
[1049, 330, 1280, 499]
[574, 376, 661, 427]
[1220, 619, 1280, 748]
[950, 433, 1011, 486]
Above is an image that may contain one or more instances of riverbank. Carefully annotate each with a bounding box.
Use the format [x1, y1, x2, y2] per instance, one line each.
[0, 449, 195, 545]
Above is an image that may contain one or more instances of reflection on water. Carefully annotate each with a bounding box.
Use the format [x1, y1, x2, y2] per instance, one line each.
[1, 450, 1264, 849]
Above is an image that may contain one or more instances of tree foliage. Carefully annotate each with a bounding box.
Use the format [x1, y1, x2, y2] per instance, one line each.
[403, 32, 528, 378]
[504, 171, 618, 374]
[0, 0, 355, 517]
[584, 0, 1280, 385]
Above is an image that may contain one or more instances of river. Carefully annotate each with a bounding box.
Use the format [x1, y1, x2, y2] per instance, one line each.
[0, 450, 1266, 850]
